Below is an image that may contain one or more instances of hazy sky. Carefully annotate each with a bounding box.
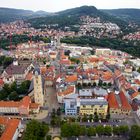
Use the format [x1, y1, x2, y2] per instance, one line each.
[0, 0, 140, 12]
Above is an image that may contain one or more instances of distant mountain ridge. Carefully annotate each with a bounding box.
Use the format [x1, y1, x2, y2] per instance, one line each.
[102, 8, 140, 24]
[0, 7, 49, 23]
[0, 6, 139, 28]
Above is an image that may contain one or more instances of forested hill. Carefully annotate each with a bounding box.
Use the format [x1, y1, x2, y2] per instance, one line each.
[102, 9, 140, 24]
[27, 6, 127, 30]
[0, 8, 49, 23]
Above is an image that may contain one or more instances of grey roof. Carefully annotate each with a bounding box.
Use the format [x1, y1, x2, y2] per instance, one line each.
[79, 89, 92, 96]
[5, 63, 30, 75]
[93, 88, 107, 96]
[80, 98, 108, 105]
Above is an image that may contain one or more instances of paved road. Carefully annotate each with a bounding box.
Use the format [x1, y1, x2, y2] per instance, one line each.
[44, 86, 60, 112]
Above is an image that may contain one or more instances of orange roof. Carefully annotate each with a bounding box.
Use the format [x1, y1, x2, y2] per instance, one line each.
[30, 103, 40, 109]
[89, 57, 99, 63]
[0, 117, 20, 140]
[40, 67, 47, 74]
[49, 52, 56, 55]
[65, 75, 77, 83]
[131, 92, 140, 99]
[108, 92, 119, 109]
[58, 86, 75, 96]
[0, 101, 20, 108]
[20, 96, 31, 108]
[114, 70, 122, 78]
[134, 79, 140, 85]
[0, 96, 31, 108]
[25, 72, 33, 81]
[102, 71, 113, 81]
[0, 79, 4, 86]
[91, 75, 99, 80]
[60, 60, 71, 65]
[119, 91, 131, 110]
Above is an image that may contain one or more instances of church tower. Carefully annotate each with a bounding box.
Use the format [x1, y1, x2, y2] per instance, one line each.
[33, 68, 44, 106]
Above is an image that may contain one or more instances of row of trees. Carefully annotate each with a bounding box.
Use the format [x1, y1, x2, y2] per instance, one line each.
[77, 81, 112, 89]
[0, 80, 31, 101]
[0, 34, 51, 50]
[23, 120, 49, 140]
[61, 36, 140, 57]
[50, 108, 62, 127]
[61, 123, 129, 137]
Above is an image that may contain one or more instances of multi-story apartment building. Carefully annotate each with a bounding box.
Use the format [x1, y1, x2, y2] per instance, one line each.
[79, 98, 108, 117]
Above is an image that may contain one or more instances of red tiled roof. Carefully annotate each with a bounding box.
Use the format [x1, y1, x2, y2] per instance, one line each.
[60, 60, 71, 65]
[108, 92, 119, 109]
[131, 92, 140, 99]
[0, 96, 30, 108]
[20, 96, 31, 108]
[134, 79, 140, 85]
[0, 117, 20, 140]
[29, 103, 39, 109]
[25, 72, 33, 81]
[65, 75, 77, 83]
[58, 86, 75, 96]
[119, 91, 131, 110]
[0, 79, 4, 86]
[0, 101, 20, 108]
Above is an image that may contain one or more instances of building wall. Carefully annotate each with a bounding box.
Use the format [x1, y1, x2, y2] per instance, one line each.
[110, 107, 131, 116]
[80, 104, 108, 116]
[19, 107, 29, 116]
[0, 107, 19, 114]
[12, 121, 23, 140]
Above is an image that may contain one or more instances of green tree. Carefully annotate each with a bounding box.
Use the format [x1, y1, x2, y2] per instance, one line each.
[93, 82, 96, 87]
[119, 125, 129, 136]
[46, 135, 52, 140]
[104, 126, 112, 136]
[108, 82, 112, 87]
[71, 123, 80, 136]
[96, 125, 104, 136]
[56, 107, 61, 116]
[130, 125, 140, 140]
[106, 113, 111, 120]
[137, 67, 140, 73]
[79, 126, 86, 136]
[113, 126, 120, 135]
[102, 82, 107, 87]
[98, 80, 102, 87]
[82, 114, 88, 122]
[61, 123, 72, 137]
[9, 91, 19, 101]
[23, 120, 49, 140]
[89, 114, 93, 122]
[87, 127, 96, 136]
[94, 113, 99, 122]
[3, 57, 13, 68]
[18, 80, 31, 95]
[10, 81, 17, 92]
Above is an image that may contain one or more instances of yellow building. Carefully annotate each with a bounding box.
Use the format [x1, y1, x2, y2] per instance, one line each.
[79, 98, 108, 117]
[33, 68, 44, 106]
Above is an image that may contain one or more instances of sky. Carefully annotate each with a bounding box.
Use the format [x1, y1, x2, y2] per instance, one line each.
[0, 0, 140, 12]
